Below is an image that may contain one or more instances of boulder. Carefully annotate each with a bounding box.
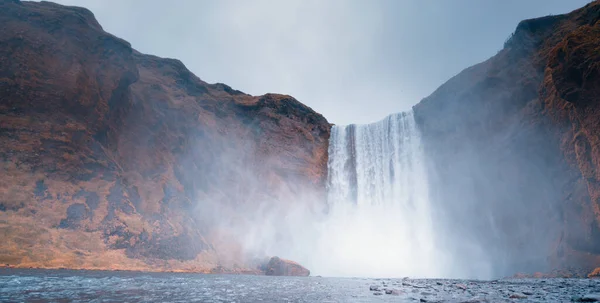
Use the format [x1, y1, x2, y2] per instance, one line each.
[264, 257, 310, 276]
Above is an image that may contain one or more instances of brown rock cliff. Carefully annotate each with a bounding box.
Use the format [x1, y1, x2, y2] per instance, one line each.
[413, 1, 600, 277]
[0, 0, 330, 272]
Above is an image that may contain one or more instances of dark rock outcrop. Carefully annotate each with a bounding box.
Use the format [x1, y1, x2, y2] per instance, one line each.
[413, 1, 600, 277]
[264, 256, 310, 276]
[0, 0, 330, 272]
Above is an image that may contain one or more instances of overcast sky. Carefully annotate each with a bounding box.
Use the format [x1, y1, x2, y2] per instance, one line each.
[45, 0, 590, 124]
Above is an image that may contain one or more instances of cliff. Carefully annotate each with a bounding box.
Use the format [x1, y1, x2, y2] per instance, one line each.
[0, 0, 329, 272]
[413, 1, 600, 277]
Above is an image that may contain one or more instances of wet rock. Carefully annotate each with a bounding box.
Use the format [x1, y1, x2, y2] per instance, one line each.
[264, 257, 310, 276]
[575, 294, 600, 302]
[589, 268, 600, 278]
[386, 289, 402, 295]
[509, 293, 527, 299]
[370, 285, 379, 291]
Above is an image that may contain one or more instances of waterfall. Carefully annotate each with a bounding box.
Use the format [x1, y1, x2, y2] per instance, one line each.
[313, 110, 446, 278]
[328, 111, 430, 208]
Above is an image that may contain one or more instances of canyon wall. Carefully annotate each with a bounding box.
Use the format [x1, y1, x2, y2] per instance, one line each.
[413, 1, 600, 277]
[0, 0, 330, 272]
[2, 0, 600, 277]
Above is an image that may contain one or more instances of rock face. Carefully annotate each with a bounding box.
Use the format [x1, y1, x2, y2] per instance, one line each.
[0, 0, 330, 272]
[264, 257, 310, 276]
[413, 1, 600, 277]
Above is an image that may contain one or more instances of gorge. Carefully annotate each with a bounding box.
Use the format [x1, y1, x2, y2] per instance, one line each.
[2, 0, 600, 280]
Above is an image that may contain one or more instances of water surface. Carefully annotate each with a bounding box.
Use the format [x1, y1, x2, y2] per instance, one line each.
[0, 268, 596, 302]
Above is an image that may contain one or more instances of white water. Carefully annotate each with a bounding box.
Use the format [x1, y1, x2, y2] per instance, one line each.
[310, 110, 448, 278]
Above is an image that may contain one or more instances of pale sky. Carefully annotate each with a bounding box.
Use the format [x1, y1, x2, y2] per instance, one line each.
[42, 0, 591, 124]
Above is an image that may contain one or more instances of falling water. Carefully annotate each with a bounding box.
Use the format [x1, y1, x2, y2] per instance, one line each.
[312, 110, 447, 278]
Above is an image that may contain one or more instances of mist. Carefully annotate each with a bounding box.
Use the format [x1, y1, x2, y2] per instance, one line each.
[183, 82, 571, 279]
[183, 108, 497, 279]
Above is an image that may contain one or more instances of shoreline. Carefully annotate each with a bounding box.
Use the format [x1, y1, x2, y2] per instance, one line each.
[2, 265, 598, 281]
[0, 264, 264, 276]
